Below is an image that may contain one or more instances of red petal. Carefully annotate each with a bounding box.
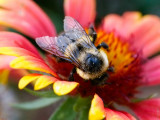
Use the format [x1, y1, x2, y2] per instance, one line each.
[143, 37, 160, 58]
[0, 0, 56, 38]
[0, 32, 40, 56]
[64, 0, 96, 28]
[141, 56, 160, 86]
[9, 69, 28, 83]
[101, 12, 160, 57]
[0, 55, 28, 84]
[105, 108, 136, 120]
[21, 0, 56, 37]
[101, 12, 141, 41]
[0, 32, 59, 78]
[10, 56, 59, 78]
[130, 15, 160, 57]
[0, 55, 15, 69]
[130, 98, 160, 120]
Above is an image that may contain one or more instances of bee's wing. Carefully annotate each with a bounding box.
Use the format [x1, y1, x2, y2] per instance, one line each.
[64, 16, 84, 32]
[64, 16, 95, 47]
[36, 17, 96, 68]
[36, 36, 72, 62]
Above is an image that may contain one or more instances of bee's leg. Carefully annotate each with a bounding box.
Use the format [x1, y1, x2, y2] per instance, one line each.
[88, 24, 97, 44]
[100, 73, 111, 85]
[97, 42, 109, 51]
[69, 67, 76, 81]
[91, 73, 110, 86]
[107, 66, 114, 73]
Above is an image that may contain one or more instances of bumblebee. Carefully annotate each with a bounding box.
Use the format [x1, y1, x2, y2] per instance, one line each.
[36, 16, 113, 85]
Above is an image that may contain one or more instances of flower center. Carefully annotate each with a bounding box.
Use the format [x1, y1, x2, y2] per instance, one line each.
[47, 30, 144, 106]
[75, 30, 143, 105]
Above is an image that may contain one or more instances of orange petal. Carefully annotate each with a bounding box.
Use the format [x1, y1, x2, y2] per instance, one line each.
[53, 81, 79, 96]
[89, 94, 105, 120]
[10, 56, 59, 78]
[105, 108, 136, 120]
[34, 75, 58, 90]
[64, 0, 96, 28]
[18, 74, 41, 89]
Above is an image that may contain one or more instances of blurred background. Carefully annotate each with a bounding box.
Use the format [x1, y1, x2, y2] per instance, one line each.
[1, 0, 160, 120]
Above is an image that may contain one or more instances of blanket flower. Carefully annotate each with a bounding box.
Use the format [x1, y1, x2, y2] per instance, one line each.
[0, 0, 160, 119]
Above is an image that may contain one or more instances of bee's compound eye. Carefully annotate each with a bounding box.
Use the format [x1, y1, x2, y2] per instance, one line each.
[86, 55, 102, 72]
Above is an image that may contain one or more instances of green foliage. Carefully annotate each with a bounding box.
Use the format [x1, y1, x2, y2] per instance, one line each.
[73, 96, 91, 112]
[49, 96, 92, 120]
[49, 97, 78, 120]
[74, 96, 91, 120]
[79, 108, 90, 120]
[24, 88, 58, 98]
[12, 97, 61, 110]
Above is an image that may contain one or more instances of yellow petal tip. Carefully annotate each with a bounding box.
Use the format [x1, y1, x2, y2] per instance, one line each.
[18, 74, 40, 89]
[53, 81, 79, 96]
[34, 75, 54, 90]
[89, 94, 105, 120]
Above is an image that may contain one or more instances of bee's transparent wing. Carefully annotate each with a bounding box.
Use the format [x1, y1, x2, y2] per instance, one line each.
[36, 17, 96, 68]
[64, 16, 95, 47]
[36, 36, 72, 62]
[64, 16, 84, 32]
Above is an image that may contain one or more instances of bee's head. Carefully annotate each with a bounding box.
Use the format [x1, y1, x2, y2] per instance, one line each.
[76, 49, 109, 80]
[83, 53, 103, 73]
